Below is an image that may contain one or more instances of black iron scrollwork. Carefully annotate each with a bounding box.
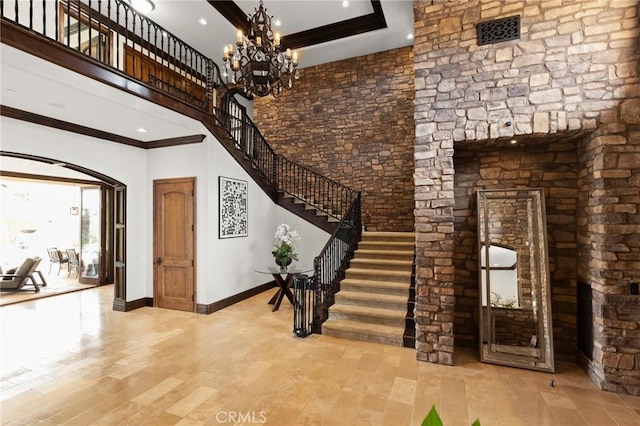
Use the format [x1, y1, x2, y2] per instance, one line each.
[477, 15, 520, 46]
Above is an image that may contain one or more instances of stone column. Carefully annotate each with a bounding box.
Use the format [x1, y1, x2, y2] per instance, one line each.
[414, 137, 456, 364]
[579, 124, 640, 395]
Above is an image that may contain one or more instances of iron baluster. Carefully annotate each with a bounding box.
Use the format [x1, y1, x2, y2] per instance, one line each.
[65, 0, 70, 47]
[146, 21, 151, 78]
[115, 2, 120, 69]
[76, 1, 80, 53]
[206, 60, 213, 113]
[97, 0, 102, 61]
[178, 43, 183, 87]
[152, 25, 159, 85]
[171, 36, 176, 90]
[158, 17, 164, 81]
[88, 0, 92, 59]
[107, 0, 112, 62]
[273, 154, 278, 190]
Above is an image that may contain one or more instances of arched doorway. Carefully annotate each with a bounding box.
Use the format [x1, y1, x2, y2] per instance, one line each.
[0, 152, 126, 310]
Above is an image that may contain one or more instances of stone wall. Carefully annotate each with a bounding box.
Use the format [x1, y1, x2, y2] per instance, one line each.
[252, 47, 415, 231]
[454, 142, 579, 359]
[413, 0, 640, 394]
[578, 126, 640, 395]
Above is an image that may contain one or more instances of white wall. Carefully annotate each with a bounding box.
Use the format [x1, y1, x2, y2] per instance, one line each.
[0, 19, 331, 308]
[1, 117, 330, 306]
[0, 117, 149, 300]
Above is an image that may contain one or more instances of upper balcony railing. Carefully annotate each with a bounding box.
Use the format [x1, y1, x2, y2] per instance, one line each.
[1, 0, 220, 111]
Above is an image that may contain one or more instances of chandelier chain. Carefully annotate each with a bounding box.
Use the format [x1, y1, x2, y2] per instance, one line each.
[222, 0, 299, 98]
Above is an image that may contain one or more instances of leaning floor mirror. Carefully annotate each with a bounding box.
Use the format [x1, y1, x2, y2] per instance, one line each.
[477, 188, 554, 372]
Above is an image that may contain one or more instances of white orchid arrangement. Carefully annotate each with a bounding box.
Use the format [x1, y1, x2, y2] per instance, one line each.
[272, 224, 300, 265]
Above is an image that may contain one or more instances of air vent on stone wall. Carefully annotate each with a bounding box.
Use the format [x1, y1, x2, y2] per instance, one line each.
[477, 15, 520, 45]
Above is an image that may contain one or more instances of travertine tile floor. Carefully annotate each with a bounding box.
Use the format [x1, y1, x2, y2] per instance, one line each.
[1, 285, 639, 425]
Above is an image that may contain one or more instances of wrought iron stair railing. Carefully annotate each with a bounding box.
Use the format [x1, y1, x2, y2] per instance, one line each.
[293, 193, 362, 337]
[2, 0, 362, 332]
[312, 193, 362, 332]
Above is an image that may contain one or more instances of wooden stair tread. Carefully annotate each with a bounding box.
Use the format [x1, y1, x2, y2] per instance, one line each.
[350, 258, 413, 266]
[355, 249, 414, 255]
[358, 241, 415, 248]
[362, 231, 415, 237]
[322, 319, 404, 338]
[341, 278, 410, 292]
[346, 269, 412, 279]
[335, 291, 407, 303]
[329, 304, 406, 319]
[347, 268, 411, 275]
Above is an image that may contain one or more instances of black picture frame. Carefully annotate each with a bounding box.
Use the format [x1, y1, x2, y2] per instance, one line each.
[219, 176, 248, 238]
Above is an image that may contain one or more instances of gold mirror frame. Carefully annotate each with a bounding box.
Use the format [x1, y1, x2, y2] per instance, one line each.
[477, 188, 554, 373]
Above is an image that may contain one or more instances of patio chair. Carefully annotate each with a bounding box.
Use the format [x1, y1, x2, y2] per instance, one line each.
[47, 247, 69, 275]
[0, 257, 46, 292]
[66, 249, 80, 279]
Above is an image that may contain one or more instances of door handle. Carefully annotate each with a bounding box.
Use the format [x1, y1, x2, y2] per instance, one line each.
[156, 257, 162, 265]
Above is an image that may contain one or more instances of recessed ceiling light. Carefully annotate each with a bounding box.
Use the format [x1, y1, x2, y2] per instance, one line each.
[407, 33, 414, 40]
[127, 0, 155, 14]
[342, 1, 349, 7]
[199, 18, 207, 25]
[510, 139, 517, 144]
[136, 127, 148, 133]
[274, 19, 282, 27]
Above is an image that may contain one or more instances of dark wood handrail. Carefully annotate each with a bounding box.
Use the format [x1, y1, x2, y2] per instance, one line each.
[2, 0, 363, 333]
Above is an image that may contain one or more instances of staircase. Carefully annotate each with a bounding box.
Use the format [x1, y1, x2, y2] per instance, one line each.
[322, 231, 415, 347]
[278, 192, 341, 233]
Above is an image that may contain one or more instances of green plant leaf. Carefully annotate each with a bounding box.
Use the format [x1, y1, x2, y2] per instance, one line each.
[471, 420, 481, 426]
[421, 405, 443, 426]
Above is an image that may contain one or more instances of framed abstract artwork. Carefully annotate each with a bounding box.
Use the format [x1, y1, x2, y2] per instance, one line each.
[219, 176, 248, 238]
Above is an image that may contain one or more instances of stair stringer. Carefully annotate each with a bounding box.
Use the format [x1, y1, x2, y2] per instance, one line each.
[205, 121, 339, 234]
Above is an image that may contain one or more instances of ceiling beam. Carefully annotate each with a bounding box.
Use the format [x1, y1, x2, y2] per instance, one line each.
[207, 0, 387, 50]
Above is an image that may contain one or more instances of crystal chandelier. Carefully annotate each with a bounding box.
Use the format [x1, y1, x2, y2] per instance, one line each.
[222, 0, 299, 98]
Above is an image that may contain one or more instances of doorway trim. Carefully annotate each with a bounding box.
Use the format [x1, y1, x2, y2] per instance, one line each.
[0, 152, 127, 310]
[153, 177, 196, 312]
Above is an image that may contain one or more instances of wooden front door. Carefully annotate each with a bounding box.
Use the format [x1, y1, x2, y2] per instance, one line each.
[153, 178, 195, 312]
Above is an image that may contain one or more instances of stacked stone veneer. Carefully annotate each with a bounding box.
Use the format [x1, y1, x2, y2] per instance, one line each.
[414, 0, 640, 394]
[253, 47, 415, 231]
